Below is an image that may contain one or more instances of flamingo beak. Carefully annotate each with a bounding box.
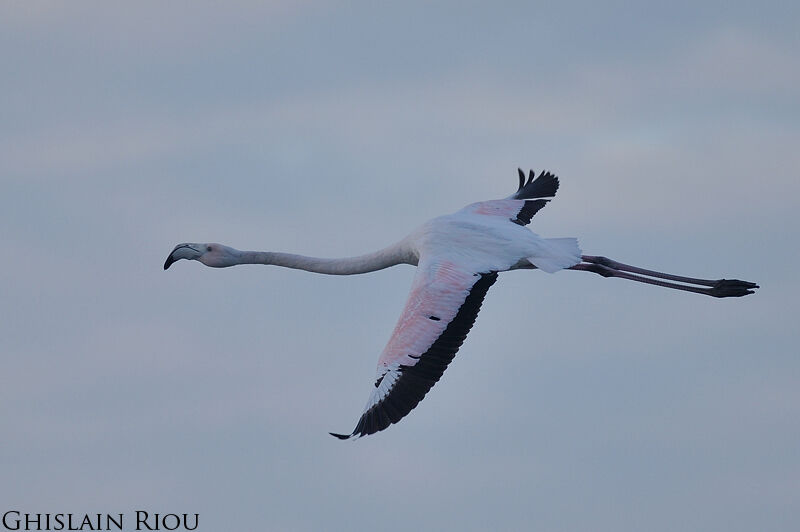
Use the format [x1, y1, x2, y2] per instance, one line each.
[164, 244, 200, 270]
[164, 253, 177, 270]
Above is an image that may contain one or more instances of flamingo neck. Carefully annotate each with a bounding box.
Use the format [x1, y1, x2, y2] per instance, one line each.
[235, 242, 417, 275]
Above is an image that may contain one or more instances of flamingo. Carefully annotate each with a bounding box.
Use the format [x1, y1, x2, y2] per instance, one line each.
[164, 169, 758, 439]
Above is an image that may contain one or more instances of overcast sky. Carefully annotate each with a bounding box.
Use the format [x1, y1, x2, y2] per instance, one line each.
[1, 2, 798, 531]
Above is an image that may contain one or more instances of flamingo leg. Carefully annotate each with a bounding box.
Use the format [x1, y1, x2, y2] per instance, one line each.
[570, 256, 759, 298]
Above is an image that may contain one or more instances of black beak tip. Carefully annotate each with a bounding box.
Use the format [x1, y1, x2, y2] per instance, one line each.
[164, 256, 175, 270]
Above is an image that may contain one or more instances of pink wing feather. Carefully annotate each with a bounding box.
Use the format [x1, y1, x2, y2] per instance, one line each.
[331, 260, 497, 439]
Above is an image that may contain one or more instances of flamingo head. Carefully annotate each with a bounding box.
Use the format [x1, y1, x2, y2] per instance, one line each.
[164, 243, 238, 269]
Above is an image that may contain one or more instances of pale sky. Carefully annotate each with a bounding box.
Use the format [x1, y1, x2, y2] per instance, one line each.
[1, 2, 798, 531]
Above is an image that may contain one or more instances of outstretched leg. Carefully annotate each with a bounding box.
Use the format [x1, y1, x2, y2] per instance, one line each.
[570, 255, 759, 298]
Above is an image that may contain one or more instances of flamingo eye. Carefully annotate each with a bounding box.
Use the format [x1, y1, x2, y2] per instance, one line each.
[206, 246, 213, 252]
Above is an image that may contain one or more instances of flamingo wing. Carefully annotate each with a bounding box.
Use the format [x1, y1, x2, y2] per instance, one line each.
[331, 259, 498, 439]
[460, 169, 559, 226]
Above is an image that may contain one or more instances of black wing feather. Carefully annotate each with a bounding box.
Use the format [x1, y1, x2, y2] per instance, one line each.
[512, 199, 549, 226]
[331, 272, 498, 440]
[513, 168, 559, 200]
[510, 169, 560, 226]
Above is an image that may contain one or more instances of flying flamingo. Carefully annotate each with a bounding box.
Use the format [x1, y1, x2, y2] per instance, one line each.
[164, 169, 758, 439]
